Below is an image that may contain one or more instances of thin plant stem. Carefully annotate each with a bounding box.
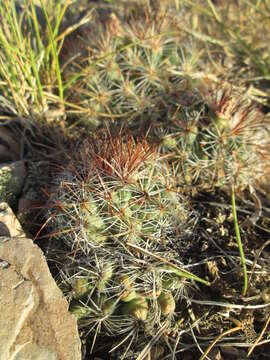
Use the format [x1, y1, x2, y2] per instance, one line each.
[29, 0, 43, 53]
[232, 185, 248, 297]
[248, 314, 270, 357]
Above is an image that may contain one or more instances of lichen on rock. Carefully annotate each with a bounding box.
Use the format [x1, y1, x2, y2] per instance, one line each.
[0, 161, 26, 207]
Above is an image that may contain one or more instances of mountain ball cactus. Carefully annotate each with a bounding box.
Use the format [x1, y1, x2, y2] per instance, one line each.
[46, 131, 200, 353]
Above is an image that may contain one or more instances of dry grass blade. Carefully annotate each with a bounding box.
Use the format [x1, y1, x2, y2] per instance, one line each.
[136, 320, 169, 360]
[248, 314, 270, 357]
[199, 326, 242, 360]
[190, 299, 270, 310]
[249, 238, 270, 286]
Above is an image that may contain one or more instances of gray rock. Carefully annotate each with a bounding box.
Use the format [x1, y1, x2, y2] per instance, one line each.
[0, 202, 25, 237]
[0, 160, 26, 206]
[0, 236, 81, 360]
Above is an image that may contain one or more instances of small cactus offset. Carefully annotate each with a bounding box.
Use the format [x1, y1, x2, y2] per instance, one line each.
[47, 130, 205, 353]
[154, 81, 270, 191]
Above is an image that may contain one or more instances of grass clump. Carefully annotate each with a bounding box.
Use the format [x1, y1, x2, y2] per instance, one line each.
[0, 0, 74, 118]
[176, 0, 270, 103]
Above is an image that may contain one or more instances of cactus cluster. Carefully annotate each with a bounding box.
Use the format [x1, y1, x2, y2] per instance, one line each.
[64, 5, 270, 192]
[43, 2, 270, 357]
[48, 131, 206, 353]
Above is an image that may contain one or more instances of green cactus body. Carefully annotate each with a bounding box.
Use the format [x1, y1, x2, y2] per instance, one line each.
[162, 274, 185, 291]
[162, 135, 178, 150]
[69, 301, 92, 320]
[121, 296, 149, 321]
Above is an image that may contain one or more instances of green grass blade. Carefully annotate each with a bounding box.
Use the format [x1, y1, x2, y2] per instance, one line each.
[127, 242, 210, 286]
[28, 0, 44, 53]
[39, 0, 63, 101]
[53, 0, 72, 39]
[207, 0, 221, 23]
[1, 0, 22, 50]
[28, 43, 45, 110]
[232, 185, 248, 297]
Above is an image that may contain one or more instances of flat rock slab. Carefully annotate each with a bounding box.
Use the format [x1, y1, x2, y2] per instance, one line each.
[0, 236, 81, 360]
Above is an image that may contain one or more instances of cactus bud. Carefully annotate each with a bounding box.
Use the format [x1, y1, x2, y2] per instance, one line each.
[121, 289, 138, 302]
[158, 291, 175, 316]
[121, 296, 149, 321]
[69, 301, 91, 320]
[118, 275, 137, 302]
[72, 278, 92, 299]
